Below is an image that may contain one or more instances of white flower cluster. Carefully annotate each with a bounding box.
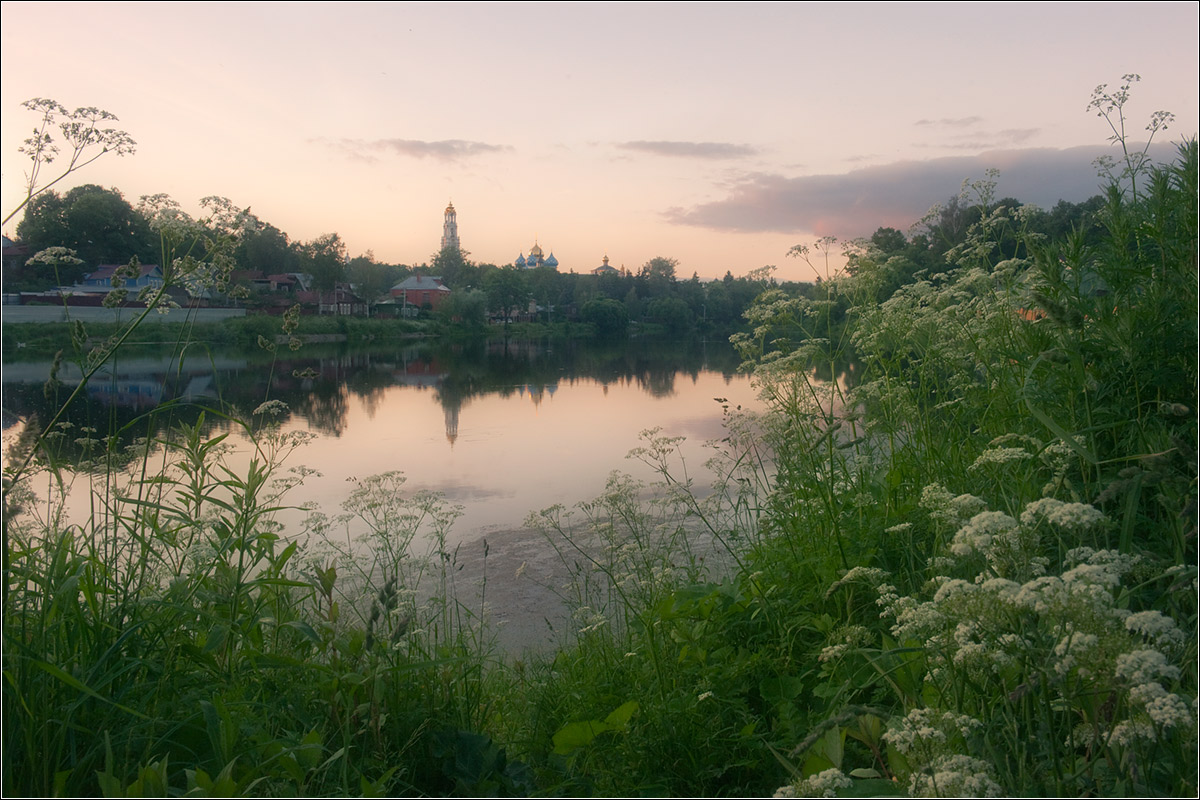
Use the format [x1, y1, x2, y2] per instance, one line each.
[774, 767, 853, 798]
[882, 707, 982, 756]
[968, 446, 1032, 471]
[908, 754, 1003, 798]
[1019, 498, 1105, 532]
[920, 484, 987, 526]
[1124, 610, 1185, 650]
[825, 565, 889, 598]
[949, 511, 1019, 559]
[818, 624, 874, 663]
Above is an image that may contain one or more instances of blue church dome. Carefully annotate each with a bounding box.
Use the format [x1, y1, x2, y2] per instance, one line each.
[544, 253, 559, 267]
[515, 253, 526, 267]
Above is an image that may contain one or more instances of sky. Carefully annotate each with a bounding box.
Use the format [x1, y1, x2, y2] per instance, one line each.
[2, 2, 1197, 282]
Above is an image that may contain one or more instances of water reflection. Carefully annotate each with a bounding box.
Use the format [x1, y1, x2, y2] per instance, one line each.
[3, 337, 755, 541]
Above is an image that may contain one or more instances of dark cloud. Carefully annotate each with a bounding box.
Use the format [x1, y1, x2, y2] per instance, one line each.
[664, 143, 1178, 237]
[326, 137, 512, 163]
[618, 140, 759, 159]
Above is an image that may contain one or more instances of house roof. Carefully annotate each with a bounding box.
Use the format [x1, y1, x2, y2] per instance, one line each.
[87, 264, 163, 281]
[392, 275, 450, 292]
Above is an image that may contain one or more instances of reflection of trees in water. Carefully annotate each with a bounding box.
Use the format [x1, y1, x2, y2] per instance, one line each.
[1, 380, 238, 472]
[4, 337, 748, 452]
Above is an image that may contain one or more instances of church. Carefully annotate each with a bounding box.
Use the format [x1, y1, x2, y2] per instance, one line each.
[514, 240, 559, 270]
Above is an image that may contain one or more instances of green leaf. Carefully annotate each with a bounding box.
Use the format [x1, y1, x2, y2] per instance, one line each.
[552, 720, 609, 755]
[604, 700, 639, 728]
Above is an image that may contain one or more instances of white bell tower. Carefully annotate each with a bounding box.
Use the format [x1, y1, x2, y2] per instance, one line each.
[440, 202, 460, 250]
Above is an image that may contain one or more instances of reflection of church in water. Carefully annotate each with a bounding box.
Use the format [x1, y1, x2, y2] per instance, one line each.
[393, 344, 558, 447]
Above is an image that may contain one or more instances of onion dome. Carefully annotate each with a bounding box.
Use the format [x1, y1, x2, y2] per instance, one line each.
[529, 242, 544, 258]
[515, 253, 526, 267]
[544, 252, 558, 267]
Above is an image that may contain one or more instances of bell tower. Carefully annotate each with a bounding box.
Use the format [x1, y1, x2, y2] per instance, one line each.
[440, 202, 460, 251]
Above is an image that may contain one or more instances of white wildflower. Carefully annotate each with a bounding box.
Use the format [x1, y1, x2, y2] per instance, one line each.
[1053, 632, 1099, 676]
[1124, 610, 1185, 649]
[253, 399, 289, 416]
[1109, 719, 1155, 747]
[1020, 498, 1105, 531]
[1138, 686, 1193, 728]
[883, 708, 982, 756]
[909, 754, 1003, 797]
[826, 566, 889, 597]
[950, 511, 1018, 558]
[969, 446, 1031, 471]
[1114, 649, 1180, 685]
[933, 578, 977, 604]
[792, 767, 853, 798]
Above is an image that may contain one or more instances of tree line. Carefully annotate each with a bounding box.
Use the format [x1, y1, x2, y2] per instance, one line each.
[5, 179, 1115, 339]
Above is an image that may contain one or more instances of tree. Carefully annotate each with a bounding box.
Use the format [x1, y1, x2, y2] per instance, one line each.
[6, 98, 136, 226]
[235, 215, 299, 274]
[299, 233, 347, 313]
[580, 297, 629, 339]
[641, 256, 678, 281]
[430, 245, 474, 288]
[299, 233, 347, 294]
[346, 251, 403, 314]
[645, 296, 694, 336]
[15, 184, 156, 273]
[483, 267, 528, 324]
[437, 288, 488, 331]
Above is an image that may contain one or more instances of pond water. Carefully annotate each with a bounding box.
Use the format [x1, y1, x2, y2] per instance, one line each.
[3, 336, 760, 546]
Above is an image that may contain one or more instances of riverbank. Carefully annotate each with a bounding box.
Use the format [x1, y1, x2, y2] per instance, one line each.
[0, 315, 614, 358]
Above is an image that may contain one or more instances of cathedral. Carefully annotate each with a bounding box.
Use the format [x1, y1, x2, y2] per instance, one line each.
[514, 241, 558, 270]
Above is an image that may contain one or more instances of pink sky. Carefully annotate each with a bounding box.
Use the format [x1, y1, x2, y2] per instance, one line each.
[3, 2, 1197, 281]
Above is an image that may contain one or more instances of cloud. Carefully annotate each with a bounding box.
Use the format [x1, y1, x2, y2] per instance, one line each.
[617, 140, 759, 159]
[922, 127, 1043, 150]
[664, 143, 1178, 237]
[325, 137, 512, 163]
[915, 116, 983, 128]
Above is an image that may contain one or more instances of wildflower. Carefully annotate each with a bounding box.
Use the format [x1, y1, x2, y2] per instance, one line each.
[969, 446, 1031, 471]
[698, 691, 713, 702]
[1128, 683, 1193, 728]
[1114, 649, 1180, 685]
[908, 754, 1003, 797]
[1053, 632, 1099, 676]
[782, 768, 853, 798]
[1020, 497, 1105, 531]
[1124, 610, 1185, 649]
[950, 511, 1018, 558]
[1108, 719, 1155, 747]
[253, 399, 289, 416]
[883, 708, 981, 755]
[825, 565, 888, 597]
